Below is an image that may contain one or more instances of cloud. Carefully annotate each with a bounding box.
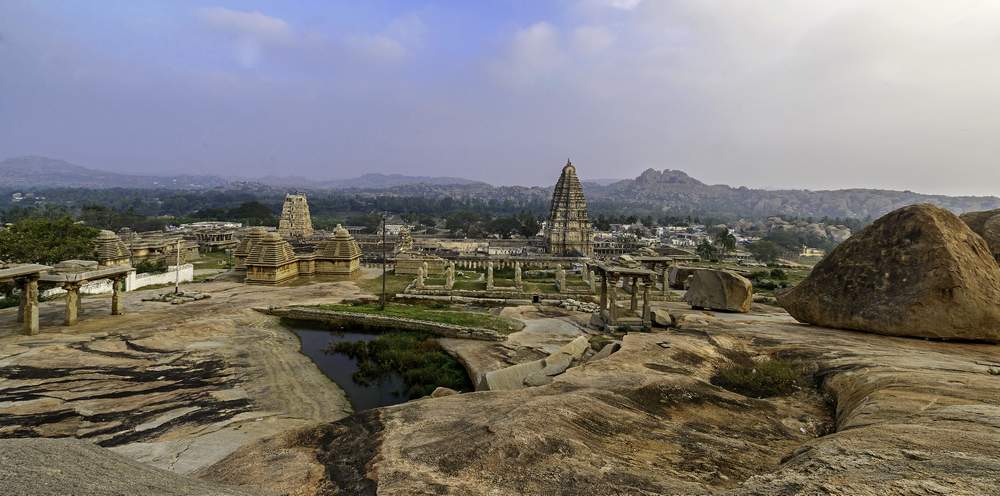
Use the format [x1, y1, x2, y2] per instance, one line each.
[196, 7, 291, 42]
[349, 14, 425, 62]
[489, 22, 564, 87]
[572, 25, 614, 54]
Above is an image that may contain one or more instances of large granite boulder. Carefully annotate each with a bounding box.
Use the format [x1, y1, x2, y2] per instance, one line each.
[668, 266, 699, 289]
[683, 269, 752, 313]
[779, 204, 1000, 342]
[960, 208, 1000, 262]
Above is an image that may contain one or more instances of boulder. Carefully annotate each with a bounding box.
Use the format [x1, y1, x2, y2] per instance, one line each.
[431, 387, 458, 398]
[683, 269, 752, 313]
[651, 308, 675, 327]
[589, 342, 620, 361]
[779, 204, 1000, 342]
[668, 266, 699, 289]
[960, 208, 1000, 262]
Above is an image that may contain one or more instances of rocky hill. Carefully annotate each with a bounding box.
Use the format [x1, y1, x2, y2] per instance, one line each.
[584, 168, 1000, 219]
[0, 156, 228, 190]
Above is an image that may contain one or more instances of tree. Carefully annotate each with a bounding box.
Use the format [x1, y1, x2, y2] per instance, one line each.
[714, 230, 737, 255]
[748, 240, 781, 263]
[0, 217, 100, 265]
[696, 239, 719, 262]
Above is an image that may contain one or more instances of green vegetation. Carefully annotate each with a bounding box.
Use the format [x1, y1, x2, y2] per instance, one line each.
[192, 251, 231, 270]
[356, 273, 414, 299]
[0, 294, 19, 310]
[711, 357, 812, 398]
[330, 332, 472, 398]
[0, 216, 99, 265]
[133, 259, 167, 274]
[311, 302, 522, 334]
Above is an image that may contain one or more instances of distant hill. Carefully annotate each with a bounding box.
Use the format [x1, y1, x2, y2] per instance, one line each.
[583, 168, 1000, 219]
[318, 173, 486, 189]
[0, 156, 228, 189]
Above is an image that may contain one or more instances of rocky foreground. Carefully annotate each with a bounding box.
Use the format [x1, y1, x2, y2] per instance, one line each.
[203, 303, 1000, 495]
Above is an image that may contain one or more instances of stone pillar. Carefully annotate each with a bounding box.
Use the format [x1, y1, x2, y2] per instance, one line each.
[607, 276, 618, 324]
[630, 277, 639, 314]
[514, 262, 523, 290]
[64, 283, 81, 326]
[416, 266, 426, 289]
[111, 277, 124, 316]
[486, 261, 494, 290]
[662, 268, 670, 296]
[21, 278, 39, 335]
[17, 287, 25, 323]
[445, 263, 455, 289]
[556, 268, 566, 293]
[642, 279, 651, 325]
[599, 273, 608, 311]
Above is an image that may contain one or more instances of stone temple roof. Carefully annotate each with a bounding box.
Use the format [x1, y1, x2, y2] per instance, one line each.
[245, 232, 297, 267]
[94, 230, 130, 262]
[315, 225, 361, 260]
[234, 227, 267, 257]
[549, 159, 589, 223]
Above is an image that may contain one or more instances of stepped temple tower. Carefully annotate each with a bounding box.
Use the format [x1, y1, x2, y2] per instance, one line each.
[544, 160, 594, 257]
[277, 194, 314, 238]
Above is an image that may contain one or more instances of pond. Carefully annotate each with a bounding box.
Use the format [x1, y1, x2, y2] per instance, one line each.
[290, 322, 408, 411]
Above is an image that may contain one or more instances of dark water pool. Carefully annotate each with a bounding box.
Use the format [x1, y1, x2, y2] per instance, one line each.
[290, 323, 409, 411]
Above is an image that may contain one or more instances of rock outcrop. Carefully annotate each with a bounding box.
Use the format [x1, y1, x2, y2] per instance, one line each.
[683, 269, 752, 313]
[479, 335, 590, 390]
[668, 266, 698, 289]
[780, 203, 1000, 342]
[960, 208, 1000, 262]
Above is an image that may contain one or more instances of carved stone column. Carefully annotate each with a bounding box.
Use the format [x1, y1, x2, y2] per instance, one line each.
[486, 261, 494, 290]
[642, 279, 651, 325]
[21, 277, 40, 335]
[630, 277, 639, 314]
[64, 282, 82, 326]
[111, 277, 124, 316]
[607, 275, 618, 324]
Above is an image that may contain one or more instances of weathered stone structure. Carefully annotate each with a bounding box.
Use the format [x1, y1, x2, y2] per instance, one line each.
[244, 233, 300, 285]
[1, 263, 49, 335]
[588, 261, 655, 330]
[544, 160, 593, 257]
[277, 194, 314, 238]
[233, 227, 267, 271]
[94, 230, 131, 267]
[40, 260, 132, 325]
[313, 225, 361, 276]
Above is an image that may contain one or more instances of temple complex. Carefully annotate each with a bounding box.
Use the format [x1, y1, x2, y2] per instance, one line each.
[233, 227, 267, 271]
[244, 226, 362, 284]
[245, 233, 300, 284]
[544, 160, 594, 257]
[277, 194, 314, 238]
[94, 230, 131, 267]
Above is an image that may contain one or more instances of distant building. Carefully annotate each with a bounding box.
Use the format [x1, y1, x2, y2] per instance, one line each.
[277, 194, 314, 238]
[544, 160, 594, 257]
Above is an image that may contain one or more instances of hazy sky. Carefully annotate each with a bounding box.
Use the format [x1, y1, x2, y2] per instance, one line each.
[2, 1, 1000, 194]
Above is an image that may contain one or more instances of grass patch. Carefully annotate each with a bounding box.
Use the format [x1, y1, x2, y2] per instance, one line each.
[192, 251, 231, 270]
[453, 280, 485, 291]
[310, 302, 522, 334]
[711, 357, 811, 398]
[356, 273, 413, 298]
[329, 332, 472, 398]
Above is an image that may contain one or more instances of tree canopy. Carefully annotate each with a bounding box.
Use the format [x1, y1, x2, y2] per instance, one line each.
[0, 217, 100, 265]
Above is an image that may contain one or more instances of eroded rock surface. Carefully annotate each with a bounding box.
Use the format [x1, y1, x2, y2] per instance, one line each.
[0, 279, 358, 474]
[780, 204, 1000, 341]
[960, 208, 1000, 262]
[683, 269, 753, 313]
[204, 309, 1000, 495]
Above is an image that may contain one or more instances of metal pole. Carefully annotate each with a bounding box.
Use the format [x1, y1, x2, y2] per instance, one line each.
[380, 212, 387, 310]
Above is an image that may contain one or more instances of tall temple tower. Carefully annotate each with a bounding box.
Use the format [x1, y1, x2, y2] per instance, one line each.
[277, 194, 314, 238]
[544, 160, 594, 257]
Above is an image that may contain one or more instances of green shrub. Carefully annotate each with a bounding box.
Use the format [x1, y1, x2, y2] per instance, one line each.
[711, 357, 810, 398]
[331, 332, 472, 398]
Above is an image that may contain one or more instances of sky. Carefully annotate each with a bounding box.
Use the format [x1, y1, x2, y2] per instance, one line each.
[2, 0, 1000, 195]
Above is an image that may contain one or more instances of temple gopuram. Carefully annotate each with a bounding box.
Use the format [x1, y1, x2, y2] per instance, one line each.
[277, 194, 314, 238]
[544, 160, 594, 257]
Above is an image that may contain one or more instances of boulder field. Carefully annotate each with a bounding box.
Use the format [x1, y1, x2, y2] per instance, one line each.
[779, 203, 1000, 342]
